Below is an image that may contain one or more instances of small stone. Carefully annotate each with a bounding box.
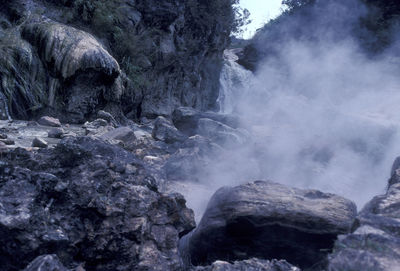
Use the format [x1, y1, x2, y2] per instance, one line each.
[48, 128, 64, 138]
[0, 133, 7, 139]
[38, 116, 61, 127]
[61, 132, 77, 138]
[32, 137, 48, 148]
[97, 110, 117, 125]
[0, 138, 15, 145]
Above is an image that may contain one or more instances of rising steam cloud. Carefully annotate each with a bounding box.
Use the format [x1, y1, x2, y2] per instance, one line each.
[183, 0, 400, 221]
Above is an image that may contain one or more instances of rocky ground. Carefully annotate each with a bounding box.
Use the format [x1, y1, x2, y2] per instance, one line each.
[0, 109, 399, 271]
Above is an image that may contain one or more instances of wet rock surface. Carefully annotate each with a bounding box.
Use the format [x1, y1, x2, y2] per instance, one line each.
[327, 158, 400, 271]
[152, 116, 187, 144]
[32, 137, 48, 148]
[23, 255, 69, 271]
[184, 181, 357, 269]
[38, 117, 62, 127]
[0, 136, 195, 271]
[172, 107, 240, 136]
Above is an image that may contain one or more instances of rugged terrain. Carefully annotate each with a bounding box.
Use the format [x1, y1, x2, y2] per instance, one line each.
[1, 0, 400, 270]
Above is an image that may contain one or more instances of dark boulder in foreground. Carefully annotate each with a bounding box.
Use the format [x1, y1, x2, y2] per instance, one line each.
[193, 258, 300, 271]
[0, 137, 195, 271]
[327, 157, 400, 270]
[184, 181, 357, 269]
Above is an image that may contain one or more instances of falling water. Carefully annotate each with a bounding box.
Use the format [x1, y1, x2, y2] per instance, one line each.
[217, 50, 253, 114]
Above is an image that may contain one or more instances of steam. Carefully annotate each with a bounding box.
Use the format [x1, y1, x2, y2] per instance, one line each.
[182, 0, 400, 220]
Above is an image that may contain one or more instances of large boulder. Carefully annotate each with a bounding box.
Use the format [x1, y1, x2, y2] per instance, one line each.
[327, 157, 400, 270]
[164, 135, 223, 181]
[99, 126, 137, 146]
[184, 181, 357, 269]
[172, 107, 239, 136]
[152, 116, 187, 144]
[0, 137, 195, 271]
[197, 118, 249, 146]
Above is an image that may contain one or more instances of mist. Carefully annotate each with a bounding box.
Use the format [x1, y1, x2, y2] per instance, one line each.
[182, 0, 400, 221]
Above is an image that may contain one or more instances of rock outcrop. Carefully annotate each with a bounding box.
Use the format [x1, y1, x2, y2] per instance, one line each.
[183, 181, 357, 269]
[0, 137, 195, 271]
[0, 0, 234, 121]
[327, 157, 400, 271]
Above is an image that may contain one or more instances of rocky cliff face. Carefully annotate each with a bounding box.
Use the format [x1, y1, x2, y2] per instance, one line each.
[0, 0, 233, 122]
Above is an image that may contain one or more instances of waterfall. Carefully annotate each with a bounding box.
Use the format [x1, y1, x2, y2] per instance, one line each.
[217, 50, 253, 114]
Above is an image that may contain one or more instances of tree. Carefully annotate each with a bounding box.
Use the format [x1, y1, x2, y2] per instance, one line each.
[231, 2, 252, 35]
[282, 0, 315, 11]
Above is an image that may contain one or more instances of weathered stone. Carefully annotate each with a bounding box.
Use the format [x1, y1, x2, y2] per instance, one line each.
[172, 107, 240, 136]
[197, 118, 249, 146]
[47, 128, 64, 139]
[0, 138, 14, 145]
[164, 136, 223, 181]
[32, 137, 48, 148]
[152, 116, 187, 144]
[23, 255, 68, 271]
[0, 137, 195, 271]
[193, 258, 300, 271]
[97, 110, 118, 126]
[100, 126, 136, 145]
[327, 159, 400, 271]
[0, 133, 7, 139]
[22, 21, 120, 80]
[38, 116, 61, 127]
[184, 181, 357, 269]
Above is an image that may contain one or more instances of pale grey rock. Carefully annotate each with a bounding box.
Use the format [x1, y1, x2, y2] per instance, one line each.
[172, 107, 240, 136]
[48, 128, 64, 139]
[38, 116, 61, 127]
[197, 118, 249, 146]
[100, 126, 136, 145]
[22, 21, 120, 80]
[152, 116, 187, 144]
[0, 138, 14, 145]
[32, 137, 48, 148]
[23, 255, 68, 271]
